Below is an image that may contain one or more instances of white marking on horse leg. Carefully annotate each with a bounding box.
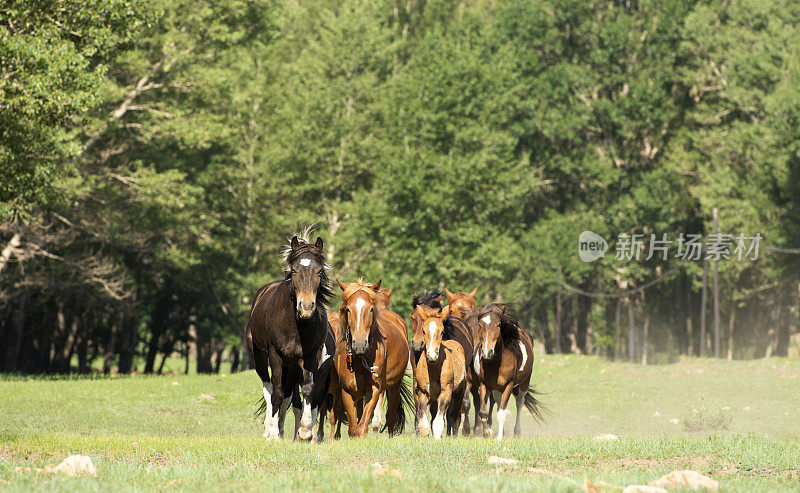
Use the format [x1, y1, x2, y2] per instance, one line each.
[419, 405, 431, 437]
[292, 402, 301, 438]
[496, 408, 508, 442]
[432, 412, 445, 440]
[518, 341, 528, 371]
[371, 393, 383, 431]
[298, 400, 313, 440]
[262, 385, 273, 438]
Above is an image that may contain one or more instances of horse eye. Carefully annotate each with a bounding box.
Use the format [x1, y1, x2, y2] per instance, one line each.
[317, 269, 323, 275]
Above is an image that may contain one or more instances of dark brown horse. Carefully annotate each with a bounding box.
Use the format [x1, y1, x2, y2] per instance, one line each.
[474, 303, 543, 440]
[246, 235, 333, 441]
[328, 278, 411, 438]
[410, 292, 475, 435]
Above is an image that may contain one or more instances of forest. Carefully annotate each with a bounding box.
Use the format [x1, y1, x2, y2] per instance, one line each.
[1, 0, 799, 374]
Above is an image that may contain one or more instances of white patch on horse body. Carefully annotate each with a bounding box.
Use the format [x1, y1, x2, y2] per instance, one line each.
[432, 414, 445, 440]
[496, 408, 508, 441]
[473, 353, 481, 374]
[319, 343, 330, 365]
[481, 315, 492, 324]
[518, 341, 528, 371]
[299, 258, 311, 267]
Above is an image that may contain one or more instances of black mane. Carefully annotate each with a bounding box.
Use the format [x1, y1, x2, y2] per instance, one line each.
[412, 291, 442, 309]
[480, 303, 521, 349]
[285, 241, 332, 308]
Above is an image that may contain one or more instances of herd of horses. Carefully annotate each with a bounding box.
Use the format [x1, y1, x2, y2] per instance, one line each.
[245, 234, 543, 442]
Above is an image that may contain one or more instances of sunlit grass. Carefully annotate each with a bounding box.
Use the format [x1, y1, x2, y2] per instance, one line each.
[1, 355, 799, 491]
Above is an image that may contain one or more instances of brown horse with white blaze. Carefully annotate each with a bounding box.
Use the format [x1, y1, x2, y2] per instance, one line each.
[474, 303, 544, 440]
[412, 304, 466, 439]
[328, 278, 411, 438]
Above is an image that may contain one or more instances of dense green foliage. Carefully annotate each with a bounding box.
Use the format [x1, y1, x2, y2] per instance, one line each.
[1, 0, 799, 373]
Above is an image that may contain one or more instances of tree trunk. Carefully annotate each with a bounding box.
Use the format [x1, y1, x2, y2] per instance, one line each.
[555, 267, 562, 353]
[773, 283, 795, 357]
[576, 279, 592, 354]
[641, 312, 649, 365]
[0, 232, 21, 277]
[118, 315, 136, 374]
[230, 346, 241, 372]
[627, 296, 636, 362]
[103, 314, 119, 374]
[614, 298, 621, 360]
[700, 257, 708, 356]
[727, 307, 735, 360]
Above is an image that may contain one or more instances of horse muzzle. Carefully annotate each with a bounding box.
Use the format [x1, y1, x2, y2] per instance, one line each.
[481, 348, 495, 360]
[411, 339, 424, 352]
[351, 337, 369, 355]
[296, 297, 316, 319]
[426, 347, 440, 362]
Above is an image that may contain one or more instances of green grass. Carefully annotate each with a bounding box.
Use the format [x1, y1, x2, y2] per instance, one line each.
[1, 355, 799, 491]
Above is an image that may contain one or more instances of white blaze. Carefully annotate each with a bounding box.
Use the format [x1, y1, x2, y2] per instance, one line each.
[428, 321, 438, 355]
[481, 315, 491, 324]
[299, 258, 311, 266]
[518, 341, 528, 371]
[355, 297, 366, 332]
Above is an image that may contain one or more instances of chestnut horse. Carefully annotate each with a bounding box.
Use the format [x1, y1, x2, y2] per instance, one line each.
[328, 278, 412, 438]
[410, 292, 474, 434]
[246, 235, 333, 441]
[324, 284, 403, 436]
[474, 303, 544, 440]
[412, 304, 467, 438]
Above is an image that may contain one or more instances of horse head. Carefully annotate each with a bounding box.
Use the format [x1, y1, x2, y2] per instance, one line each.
[286, 235, 328, 319]
[414, 304, 450, 362]
[337, 278, 381, 355]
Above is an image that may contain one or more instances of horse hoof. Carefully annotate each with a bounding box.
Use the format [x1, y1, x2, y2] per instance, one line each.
[484, 428, 494, 438]
[297, 427, 313, 442]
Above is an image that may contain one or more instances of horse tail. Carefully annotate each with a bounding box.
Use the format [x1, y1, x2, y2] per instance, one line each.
[523, 385, 547, 423]
[254, 395, 267, 418]
[382, 376, 414, 435]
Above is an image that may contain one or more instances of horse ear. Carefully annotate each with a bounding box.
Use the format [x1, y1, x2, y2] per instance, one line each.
[470, 287, 478, 298]
[370, 279, 382, 291]
[386, 288, 393, 295]
[414, 304, 425, 317]
[498, 303, 506, 313]
[336, 278, 347, 291]
[441, 305, 450, 319]
[315, 236, 323, 250]
[445, 288, 454, 298]
[435, 293, 442, 303]
[290, 235, 299, 250]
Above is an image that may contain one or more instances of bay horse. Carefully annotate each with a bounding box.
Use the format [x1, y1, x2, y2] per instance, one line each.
[246, 235, 333, 441]
[410, 292, 475, 434]
[474, 302, 544, 440]
[445, 287, 478, 319]
[328, 278, 411, 438]
[412, 303, 467, 438]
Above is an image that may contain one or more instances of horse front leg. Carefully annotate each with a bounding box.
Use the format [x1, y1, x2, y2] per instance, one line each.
[433, 388, 452, 440]
[266, 362, 284, 441]
[356, 383, 382, 437]
[478, 383, 491, 438]
[416, 391, 431, 437]
[496, 385, 514, 442]
[297, 358, 318, 442]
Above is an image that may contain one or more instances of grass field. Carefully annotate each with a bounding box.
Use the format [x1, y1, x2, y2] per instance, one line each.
[2, 355, 799, 491]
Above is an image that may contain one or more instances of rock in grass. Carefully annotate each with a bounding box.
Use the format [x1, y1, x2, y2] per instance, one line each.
[51, 455, 97, 477]
[648, 470, 719, 491]
[487, 455, 517, 465]
[592, 434, 619, 441]
[623, 486, 667, 493]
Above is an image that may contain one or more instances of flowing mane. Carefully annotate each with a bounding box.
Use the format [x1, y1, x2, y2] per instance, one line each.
[412, 291, 443, 309]
[282, 231, 332, 308]
[479, 303, 521, 349]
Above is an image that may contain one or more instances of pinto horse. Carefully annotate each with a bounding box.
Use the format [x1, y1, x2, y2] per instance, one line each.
[474, 303, 543, 440]
[328, 278, 411, 438]
[246, 235, 333, 441]
[412, 304, 467, 438]
[410, 292, 475, 434]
